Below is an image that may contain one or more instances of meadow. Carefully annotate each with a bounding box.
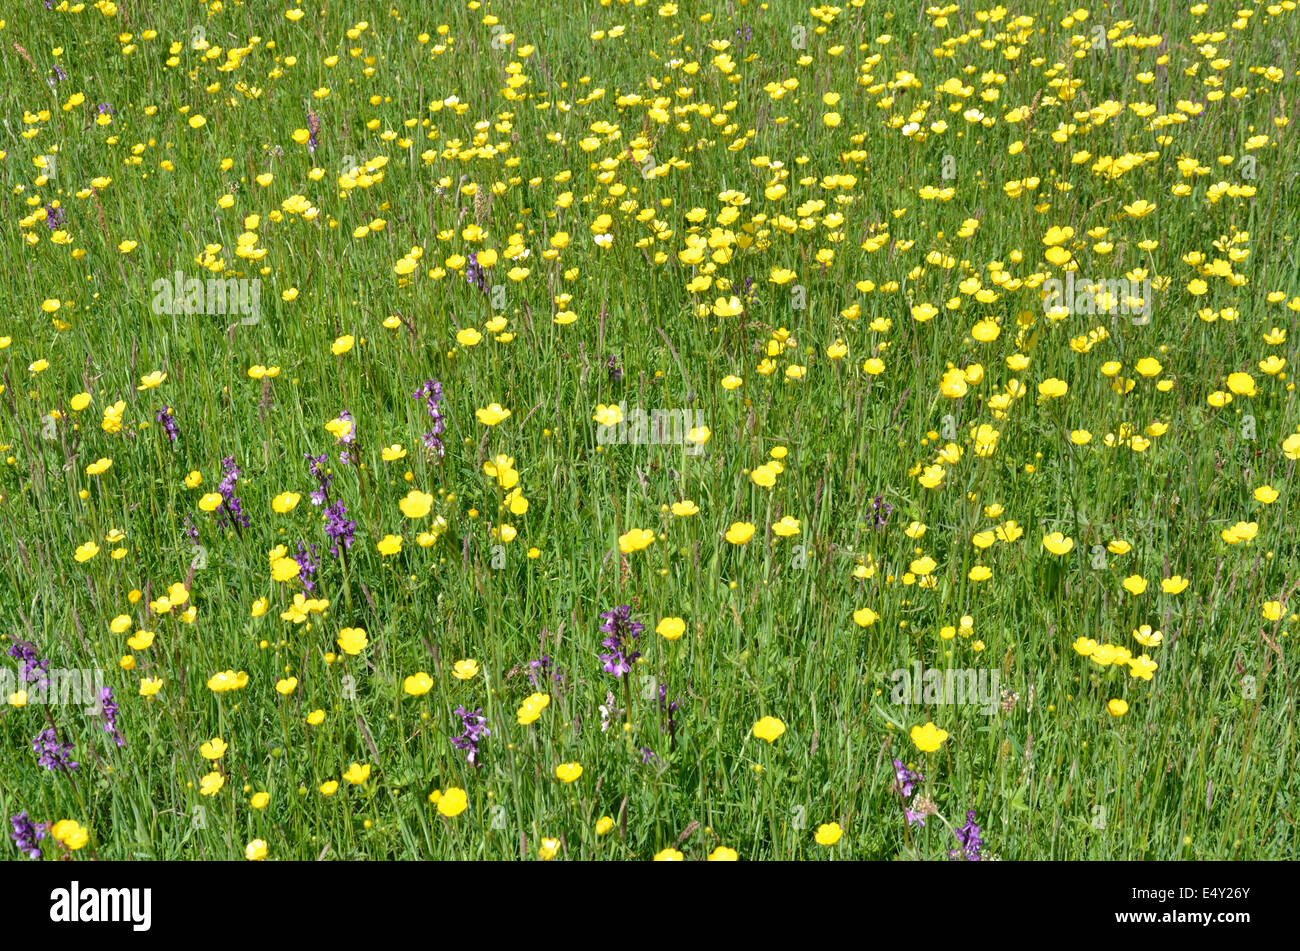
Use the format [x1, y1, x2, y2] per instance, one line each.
[1, 0, 1298, 862]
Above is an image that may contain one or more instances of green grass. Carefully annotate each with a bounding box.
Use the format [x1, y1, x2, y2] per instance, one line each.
[0, 0, 1297, 861]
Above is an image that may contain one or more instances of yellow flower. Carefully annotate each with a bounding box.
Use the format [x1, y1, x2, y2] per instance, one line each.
[1254, 485, 1279, 504]
[1042, 532, 1074, 555]
[337, 627, 369, 656]
[814, 822, 843, 846]
[404, 671, 434, 695]
[517, 692, 550, 725]
[244, 838, 268, 860]
[74, 541, 100, 563]
[199, 771, 225, 796]
[538, 838, 561, 860]
[910, 721, 948, 752]
[708, 846, 739, 861]
[940, 368, 969, 398]
[276, 677, 298, 696]
[50, 820, 89, 850]
[1037, 377, 1068, 398]
[250, 792, 270, 809]
[325, 416, 354, 440]
[476, 402, 512, 426]
[1220, 521, 1258, 545]
[725, 521, 756, 545]
[1107, 698, 1129, 717]
[399, 490, 434, 518]
[272, 492, 300, 513]
[593, 403, 623, 426]
[653, 847, 685, 861]
[656, 617, 686, 640]
[1133, 625, 1163, 648]
[376, 534, 403, 555]
[555, 762, 584, 783]
[1122, 575, 1148, 595]
[200, 737, 227, 760]
[596, 816, 615, 836]
[206, 669, 248, 693]
[137, 370, 167, 390]
[713, 296, 743, 317]
[1124, 648, 1156, 678]
[752, 715, 786, 743]
[1226, 372, 1256, 397]
[452, 659, 480, 680]
[270, 556, 300, 582]
[437, 786, 468, 817]
[618, 528, 655, 553]
[331, 334, 355, 355]
[320, 781, 339, 796]
[343, 763, 371, 784]
[853, 607, 879, 627]
[671, 500, 699, 517]
[1090, 644, 1124, 667]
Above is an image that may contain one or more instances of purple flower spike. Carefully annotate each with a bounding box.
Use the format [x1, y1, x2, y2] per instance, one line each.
[450, 705, 490, 767]
[33, 728, 77, 772]
[597, 605, 644, 678]
[949, 810, 984, 861]
[9, 812, 46, 860]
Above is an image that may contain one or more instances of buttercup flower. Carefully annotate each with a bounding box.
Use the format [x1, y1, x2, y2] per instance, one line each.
[814, 822, 843, 846]
[910, 722, 948, 753]
[752, 716, 786, 743]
